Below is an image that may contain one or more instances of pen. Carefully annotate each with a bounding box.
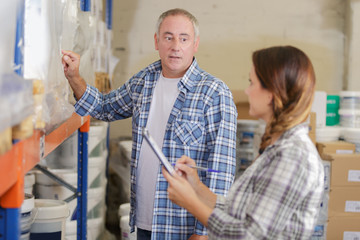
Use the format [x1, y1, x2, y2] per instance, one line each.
[172, 163, 221, 173]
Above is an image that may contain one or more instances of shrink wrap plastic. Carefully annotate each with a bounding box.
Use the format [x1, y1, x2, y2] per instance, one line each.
[0, 0, 18, 75]
[0, 73, 33, 132]
[24, 0, 74, 133]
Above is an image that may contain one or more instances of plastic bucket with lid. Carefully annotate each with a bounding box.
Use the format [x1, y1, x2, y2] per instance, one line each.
[89, 122, 108, 157]
[65, 217, 104, 240]
[118, 203, 136, 240]
[118, 203, 130, 220]
[21, 193, 36, 240]
[35, 163, 105, 189]
[316, 126, 341, 142]
[236, 119, 259, 148]
[88, 150, 107, 188]
[339, 109, 360, 128]
[339, 91, 360, 109]
[36, 183, 106, 221]
[24, 173, 35, 195]
[30, 199, 69, 240]
[237, 148, 255, 169]
[35, 169, 77, 186]
[44, 131, 78, 169]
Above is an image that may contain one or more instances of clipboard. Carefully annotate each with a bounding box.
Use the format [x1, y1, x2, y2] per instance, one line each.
[142, 127, 176, 175]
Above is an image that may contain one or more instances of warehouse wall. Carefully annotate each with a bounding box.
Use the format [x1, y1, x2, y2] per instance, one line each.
[109, 0, 348, 138]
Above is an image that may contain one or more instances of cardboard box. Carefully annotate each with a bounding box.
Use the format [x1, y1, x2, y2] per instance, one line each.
[317, 141, 355, 158]
[328, 187, 360, 217]
[325, 154, 360, 188]
[327, 217, 360, 240]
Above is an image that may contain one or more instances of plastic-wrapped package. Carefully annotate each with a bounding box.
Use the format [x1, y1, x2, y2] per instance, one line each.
[0, 73, 34, 142]
[0, 0, 19, 75]
[24, 0, 74, 133]
[77, 9, 96, 87]
[0, 73, 33, 128]
[93, 45, 111, 93]
[62, 0, 96, 93]
[0, 89, 12, 155]
[61, 0, 79, 51]
[91, 0, 103, 21]
[0, 0, 19, 150]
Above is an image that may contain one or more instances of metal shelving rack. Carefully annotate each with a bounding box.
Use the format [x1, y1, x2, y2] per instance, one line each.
[0, 0, 112, 239]
[0, 113, 90, 240]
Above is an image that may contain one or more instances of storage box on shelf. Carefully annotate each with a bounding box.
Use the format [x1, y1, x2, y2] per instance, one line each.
[316, 141, 360, 238]
[326, 216, 360, 240]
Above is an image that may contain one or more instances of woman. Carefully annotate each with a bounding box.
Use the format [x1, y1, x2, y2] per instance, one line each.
[163, 46, 324, 239]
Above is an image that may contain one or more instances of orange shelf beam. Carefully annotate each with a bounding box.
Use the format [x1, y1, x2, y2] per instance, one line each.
[44, 113, 90, 157]
[0, 143, 21, 197]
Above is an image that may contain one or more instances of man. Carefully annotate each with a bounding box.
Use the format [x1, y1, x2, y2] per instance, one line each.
[62, 8, 237, 240]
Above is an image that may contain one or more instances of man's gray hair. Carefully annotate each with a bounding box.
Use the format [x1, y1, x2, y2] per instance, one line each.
[155, 8, 199, 41]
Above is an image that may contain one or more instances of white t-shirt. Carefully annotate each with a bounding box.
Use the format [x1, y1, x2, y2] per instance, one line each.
[135, 73, 180, 231]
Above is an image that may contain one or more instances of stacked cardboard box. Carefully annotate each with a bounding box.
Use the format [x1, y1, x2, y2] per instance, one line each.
[316, 141, 360, 240]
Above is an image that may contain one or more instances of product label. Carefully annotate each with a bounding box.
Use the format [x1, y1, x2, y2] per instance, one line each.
[323, 161, 330, 191]
[348, 170, 360, 182]
[344, 231, 360, 240]
[39, 135, 45, 159]
[312, 224, 325, 237]
[345, 201, 360, 212]
[30, 232, 62, 240]
[336, 149, 354, 154]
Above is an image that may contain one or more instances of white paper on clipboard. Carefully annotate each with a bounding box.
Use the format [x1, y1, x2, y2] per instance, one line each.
[142, 127, 176, 175]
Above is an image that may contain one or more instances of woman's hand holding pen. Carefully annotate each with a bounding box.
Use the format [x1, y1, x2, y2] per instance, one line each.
[162, 155, 216, 227]
[173, 156, 202, 192]
[162, 165, 199, 212]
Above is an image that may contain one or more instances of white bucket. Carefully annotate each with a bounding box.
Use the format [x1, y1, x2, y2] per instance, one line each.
[35, 169, 77, 187]
[237, 148, 255, 170]
[65, 220, 77, 240]
[87, 186, 106, 220]
[36, 183, 106, 222]
[120, 215, 136, 240]
[118, 203, 130, 221]
[35, 158, 106, 189]
[339, 109, 360, 128]
[89, 122, 108, 157]
[88, 150, 107, 188]
[65, 217, 104, 240]
[339, 91, 360, 109]
[30, 199, 69, 240]
[21, 193, 35, 239]
[236, 119, 259, 148]
[24, 173, 35, 195]
[343, 128, 360, 153]
[316, 126, 341, 142]
[118, 140, 133, 161]
[118, 203, 136, 240]
[45, 131, 78, 169]
[88, 217, 105, 240]
[20, 232, 30, 240]
[253, 120, 266, 155]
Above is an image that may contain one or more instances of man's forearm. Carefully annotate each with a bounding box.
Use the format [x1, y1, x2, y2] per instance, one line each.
[68, 76, 87, 100]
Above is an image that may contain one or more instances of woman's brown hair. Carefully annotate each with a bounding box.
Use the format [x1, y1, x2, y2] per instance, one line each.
[253, 46, 316, 153]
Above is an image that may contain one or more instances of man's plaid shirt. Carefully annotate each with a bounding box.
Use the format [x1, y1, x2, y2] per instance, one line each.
[74, 58, 237, 239]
